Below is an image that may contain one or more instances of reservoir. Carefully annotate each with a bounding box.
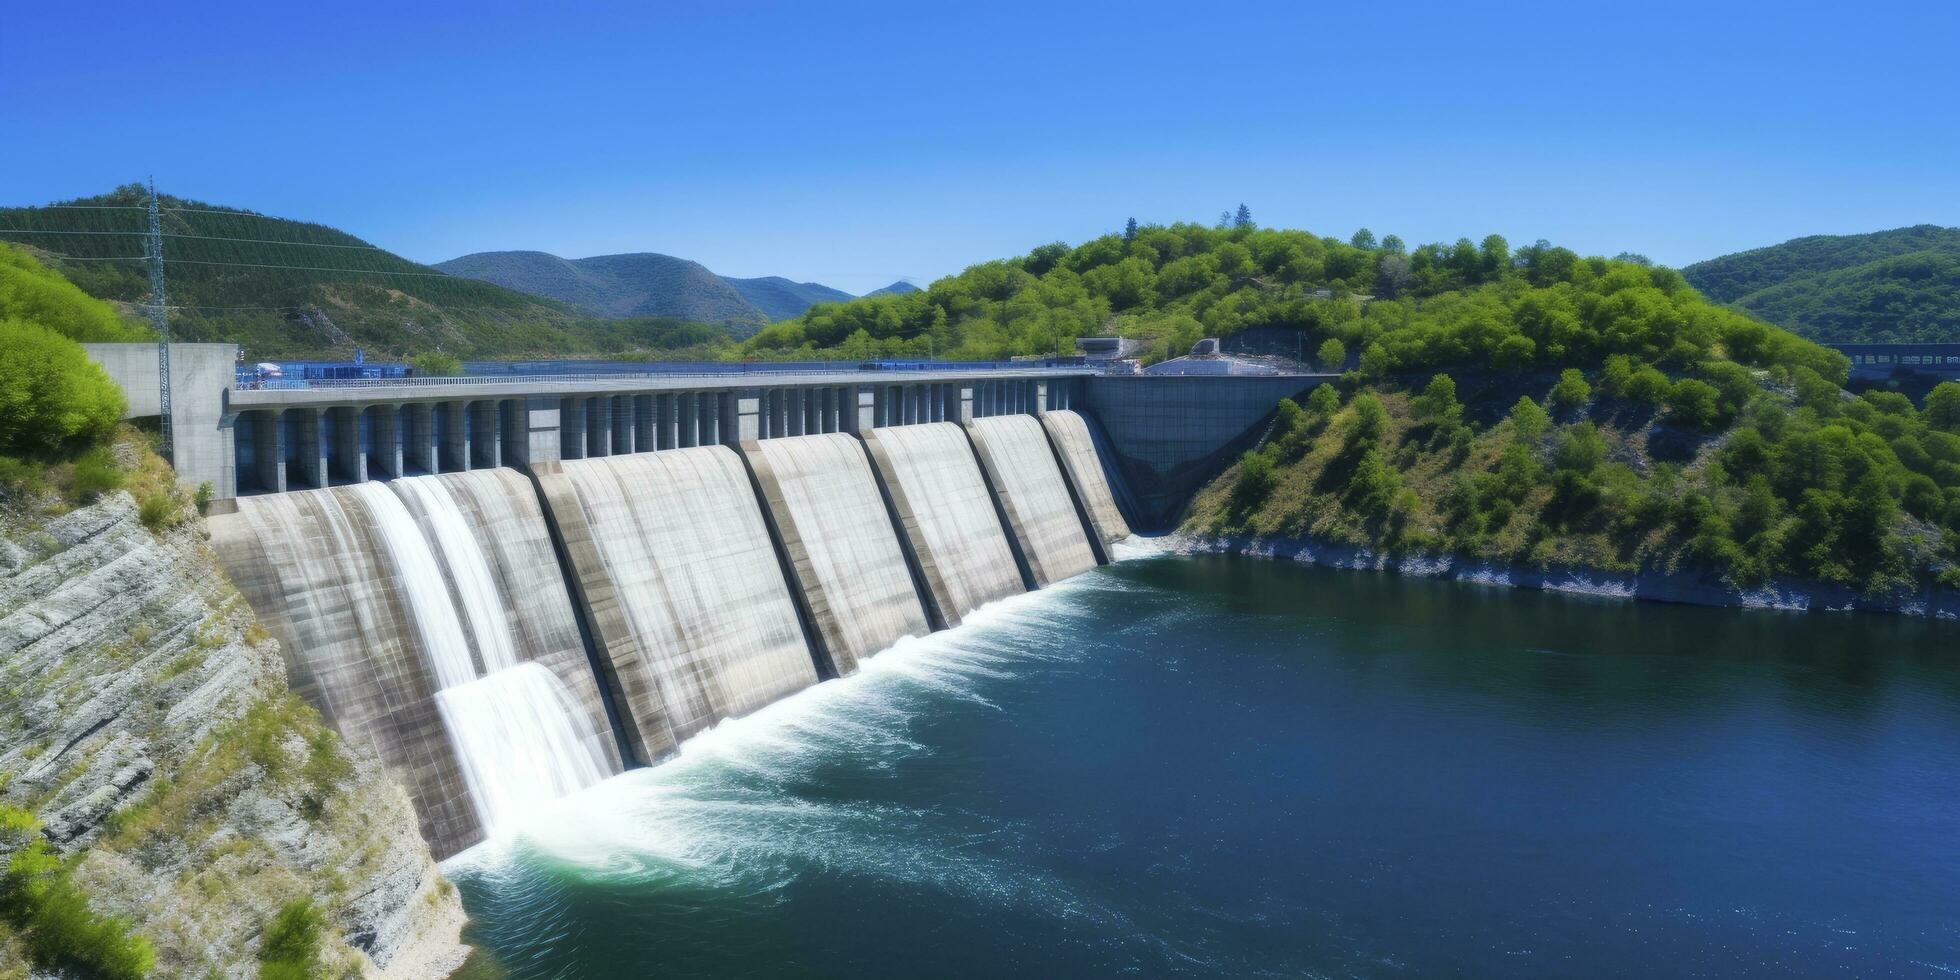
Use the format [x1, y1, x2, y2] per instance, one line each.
[447, 548, 1960, 977]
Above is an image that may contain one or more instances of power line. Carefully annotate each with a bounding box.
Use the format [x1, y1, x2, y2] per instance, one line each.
[159, 258, 458, 277]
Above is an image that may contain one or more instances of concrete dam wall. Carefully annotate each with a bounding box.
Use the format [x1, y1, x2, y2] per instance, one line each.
[745, 434, 931, 675]
[211, 473, 622, 857]
[967, 415, 1099, 586]
[212, 416, 1140, 859]
[860, 423, 1026, 626]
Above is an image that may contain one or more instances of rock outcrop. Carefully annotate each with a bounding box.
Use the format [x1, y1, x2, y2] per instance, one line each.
[0, 490, 469, 978]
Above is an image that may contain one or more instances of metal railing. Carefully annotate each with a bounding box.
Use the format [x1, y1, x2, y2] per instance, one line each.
[232, 361, 1097, 391]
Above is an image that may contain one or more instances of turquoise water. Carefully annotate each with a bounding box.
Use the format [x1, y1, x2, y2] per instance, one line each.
[449, 549, 1960, 977]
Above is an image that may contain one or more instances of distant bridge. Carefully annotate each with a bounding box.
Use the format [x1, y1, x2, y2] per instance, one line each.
[1828, 343, 1960, 379]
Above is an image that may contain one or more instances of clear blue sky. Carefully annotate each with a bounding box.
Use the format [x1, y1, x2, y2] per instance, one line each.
[5, 0, 1956, 295]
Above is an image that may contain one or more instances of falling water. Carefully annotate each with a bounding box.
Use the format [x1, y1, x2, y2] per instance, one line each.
[435, 663, 613, 837]
[348, 481, 479, 688]
[392, 475, 519, 673]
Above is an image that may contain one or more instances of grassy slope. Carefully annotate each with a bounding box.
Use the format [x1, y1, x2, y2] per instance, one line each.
[0, 185, 734, 360]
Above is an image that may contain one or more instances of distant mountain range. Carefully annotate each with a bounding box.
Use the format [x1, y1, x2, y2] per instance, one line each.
[866, 280, 921, 297]
[437, 251, 917, 331]
[1683, 225, 1960, 344]
[0, 185, 732, 360]
[722, 276, 854, 321]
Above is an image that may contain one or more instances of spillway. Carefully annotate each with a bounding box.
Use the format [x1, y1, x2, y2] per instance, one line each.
[531, 447, 820, 763]
[965, 414, 1100, 585]
[1039, 410, 1133, 549]
[212, 473, 621, 856]
[744, 434, 930, 675]
[860, 422, 1026, 626]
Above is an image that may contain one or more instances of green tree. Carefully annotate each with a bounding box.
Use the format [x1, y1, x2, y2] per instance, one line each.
[1666, 378, 1723, 430]
[1350, 228, 1377, 250]
[409, 351, 461, 376]
[1508, 396, 1550, 439]
[1122, 217, 1138, 243]
[0, 319, 126, 456]
[1411, 373, 1462, 426]
[1316, 337, 1346, 372]
[1554, 422, 1606, 473]
[1549, 368, 1591, 409]
[1233, 203, 1254, 229]
[0, 244, 150, 342]
[1925, 381, 1960, 433]
[1306, 384, 1340, 418]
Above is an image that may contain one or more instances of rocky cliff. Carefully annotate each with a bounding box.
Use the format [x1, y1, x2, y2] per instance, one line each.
[0, 471, 469, 977]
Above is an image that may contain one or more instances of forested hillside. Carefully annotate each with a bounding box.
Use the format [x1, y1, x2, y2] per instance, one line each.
[1154, 231, 1960, 599]
[0, 185, 734, 360]
[1682, 226, 1960, 344]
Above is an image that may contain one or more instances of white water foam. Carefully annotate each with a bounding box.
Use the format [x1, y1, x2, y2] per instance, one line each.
[436, 663, 613, 838]
[444, 548, 1160, 874]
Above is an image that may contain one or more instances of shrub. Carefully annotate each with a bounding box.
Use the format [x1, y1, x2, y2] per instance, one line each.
[137, 492, 178, 532]
[0, 319, 127, 456]
[1508, 396, 1549, 440]
[1344, 392, 1388, 446]
[1554, 422, 1606, 473]
[0, 244, 150, 343]
[258, 899, 324, 980]
[1315, 337, 1346, 372]
[1549, 368, 1591, 409]
[1233, 451, 1278, 507]
[68, 448, 126, 501]
[1410, 374, 1462, 426]
[409, 351, 461, 377]
[0, 806, 155, 980]
[1666, 378, 1724, 430]
[194, 481, 215, 515]
[1305, 384, 1339, 418]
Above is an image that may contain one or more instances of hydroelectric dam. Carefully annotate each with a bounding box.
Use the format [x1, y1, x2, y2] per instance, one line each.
[86, 348, 1319, 857]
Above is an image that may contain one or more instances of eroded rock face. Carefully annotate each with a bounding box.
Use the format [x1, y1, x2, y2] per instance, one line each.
[0, 493, 469, 978]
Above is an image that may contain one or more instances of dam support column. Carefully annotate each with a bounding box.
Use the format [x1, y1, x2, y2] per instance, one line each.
[699, 392, 720, 446]
[634, 395, 655, 451]
[404, 404, 435, 473]
[255, 410, 286, 493]
[655, 394, 676, 450]
[855, 386, 875, 432]
[558, 398, 585, 460]
[723, 391, 752, 447]
[331, 406, 366, 483]
[610, 396, 635, 456]
[369, 405, 402, 479]
[294, 408, 327, 488]
[677, 393, 698, 448]
[472, 401, 502, 468]
[586, 397, 612, 458]
[1033, 381, 1049, 415]
[957, 384, 975, 423]
[441, 401, 471, 472]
